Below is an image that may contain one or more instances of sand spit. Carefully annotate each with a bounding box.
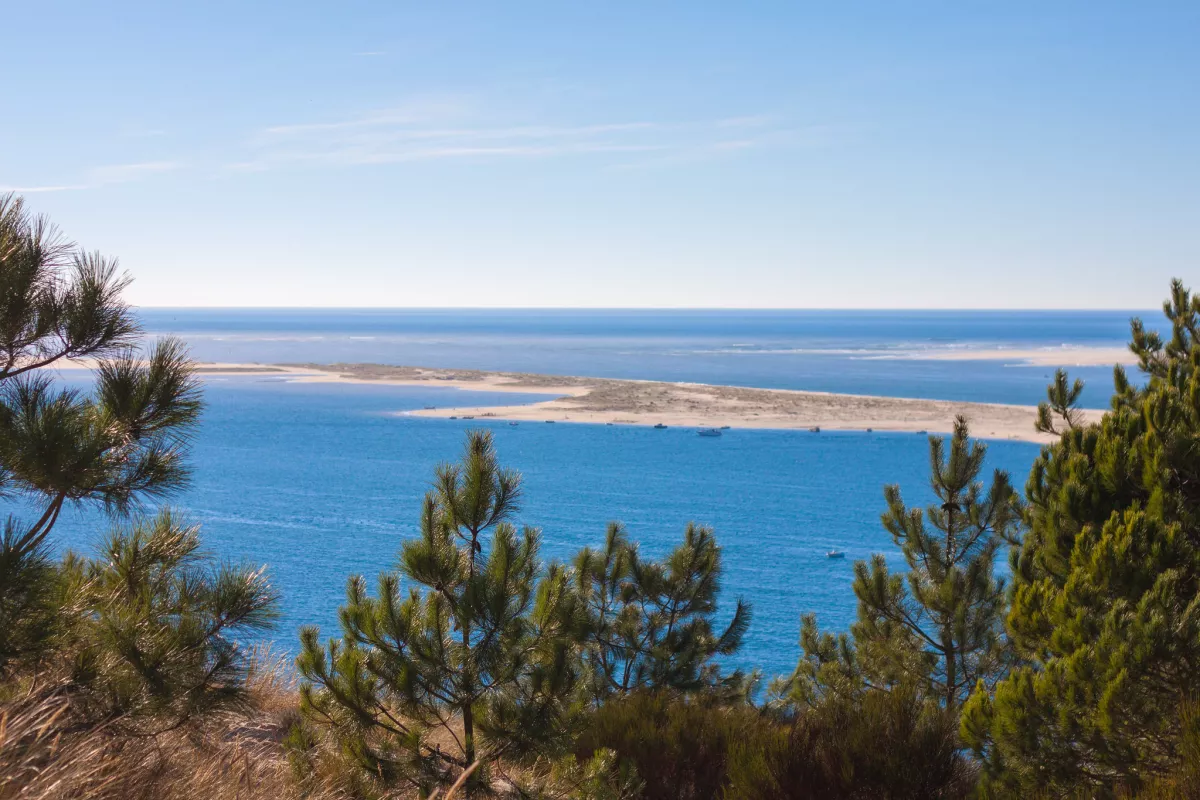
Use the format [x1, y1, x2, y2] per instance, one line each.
[184, 362, 1098, 444]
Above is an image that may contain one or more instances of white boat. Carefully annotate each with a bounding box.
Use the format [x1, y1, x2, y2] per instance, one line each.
[508, 421, 519, 426]
[827, 550, 845, 559]
[697, 428, 722, 437]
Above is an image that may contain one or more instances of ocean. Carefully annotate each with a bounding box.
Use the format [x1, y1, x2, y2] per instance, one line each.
[42, 309, 1159, 682]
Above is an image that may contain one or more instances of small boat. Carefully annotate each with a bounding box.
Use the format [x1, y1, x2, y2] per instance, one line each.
[827, 550, 845, 559]
[423, 406, 436, 410]
[449, 415, 458, 420]
[809, 426, 821, 433]
[508, 421, 519, 426]
[606, 422, 614, 426]
[865, 427, 873, 433]
[697, 428, 722, 437]
[719, 425, 731, 430]
[653, 423, 668, 429]
[545, 419, 556, 423]
[462, 415, 475, 420]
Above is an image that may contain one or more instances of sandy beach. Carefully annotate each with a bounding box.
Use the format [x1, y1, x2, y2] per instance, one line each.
[183, 362, 1101, 444]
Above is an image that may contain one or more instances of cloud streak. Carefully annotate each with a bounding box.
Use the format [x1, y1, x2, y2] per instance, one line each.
[1, 161, 181, 194]
[234, 105, 797, 172]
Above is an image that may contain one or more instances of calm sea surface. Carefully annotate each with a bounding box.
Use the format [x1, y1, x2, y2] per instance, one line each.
[44, 309, 1161, 680]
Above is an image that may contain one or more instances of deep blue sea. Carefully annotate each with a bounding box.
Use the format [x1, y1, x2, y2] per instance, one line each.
[42, 309, 1162, 682]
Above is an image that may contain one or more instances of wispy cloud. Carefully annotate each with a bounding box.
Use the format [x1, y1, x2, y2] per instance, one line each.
[0, 183, 91, 194]
[232, 103, 799, 172]
[88, 161, 179, 183]
[1, 161, 181, 194]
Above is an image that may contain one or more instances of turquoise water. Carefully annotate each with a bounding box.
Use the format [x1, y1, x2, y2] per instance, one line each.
[47, 373, 1041, 682]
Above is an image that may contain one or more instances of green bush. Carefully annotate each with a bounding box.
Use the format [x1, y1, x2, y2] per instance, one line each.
[731, 688, 974, 800]
[574, 690, 974, 800]
[572, 692, 762, 799]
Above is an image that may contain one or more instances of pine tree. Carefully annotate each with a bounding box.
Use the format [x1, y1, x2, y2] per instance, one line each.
[776, 417, 1021, 711]
[574, 522, 752, 702]
[962, 279, 1200, 794]
[0, 193, 204, 672]
[297, 431, 585, 795]
[1035, 368, 1086, 435]
[64, 510, 280, 731]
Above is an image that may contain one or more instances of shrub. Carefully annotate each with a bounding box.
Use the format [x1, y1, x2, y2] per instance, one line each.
[574, 689, 975, 800]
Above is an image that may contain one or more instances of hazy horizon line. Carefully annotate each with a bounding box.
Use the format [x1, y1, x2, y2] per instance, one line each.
[132, 305, 1159, 314]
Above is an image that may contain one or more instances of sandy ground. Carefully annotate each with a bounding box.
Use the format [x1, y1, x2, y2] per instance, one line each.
[175, 361, 1099, 444]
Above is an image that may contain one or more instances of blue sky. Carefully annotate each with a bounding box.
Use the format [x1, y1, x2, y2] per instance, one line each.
[1, 2, 1196, 308]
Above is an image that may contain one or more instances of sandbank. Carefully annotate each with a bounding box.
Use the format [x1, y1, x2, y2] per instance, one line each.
[192, 362, 1096, 444]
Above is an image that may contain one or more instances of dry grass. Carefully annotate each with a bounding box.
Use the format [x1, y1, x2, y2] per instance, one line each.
[0, 649, 342, 800]
[0, 651, 480, 800]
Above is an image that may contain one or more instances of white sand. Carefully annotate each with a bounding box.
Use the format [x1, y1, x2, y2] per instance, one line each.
[190, 362, 1095, 444]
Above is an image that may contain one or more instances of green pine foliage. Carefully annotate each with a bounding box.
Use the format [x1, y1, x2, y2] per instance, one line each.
[1035, 368, 1086, 435]
[0, 194, 278, 741]
[0, 193, 138, 381]
[574, 521, 753, 702]
[962, 279, 1200, 794]
[775, 417, 1021, 712]
[63, 510, 280, 730]
[0, 522, 61, 676]
[0, 192, 204, 674]
[297, 430, 587, 795]
[296, 433, 757, 796]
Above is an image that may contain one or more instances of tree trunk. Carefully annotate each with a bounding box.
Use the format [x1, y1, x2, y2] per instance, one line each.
[462, 695, 476, 772]
[943, 631, 956, 709]
[461, 527, 478, 788]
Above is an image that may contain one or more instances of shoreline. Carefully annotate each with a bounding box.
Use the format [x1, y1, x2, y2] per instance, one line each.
[187, 362, 1096, 443]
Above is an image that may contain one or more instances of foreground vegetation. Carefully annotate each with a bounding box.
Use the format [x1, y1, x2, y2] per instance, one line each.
[2, 193, 1198, 797]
